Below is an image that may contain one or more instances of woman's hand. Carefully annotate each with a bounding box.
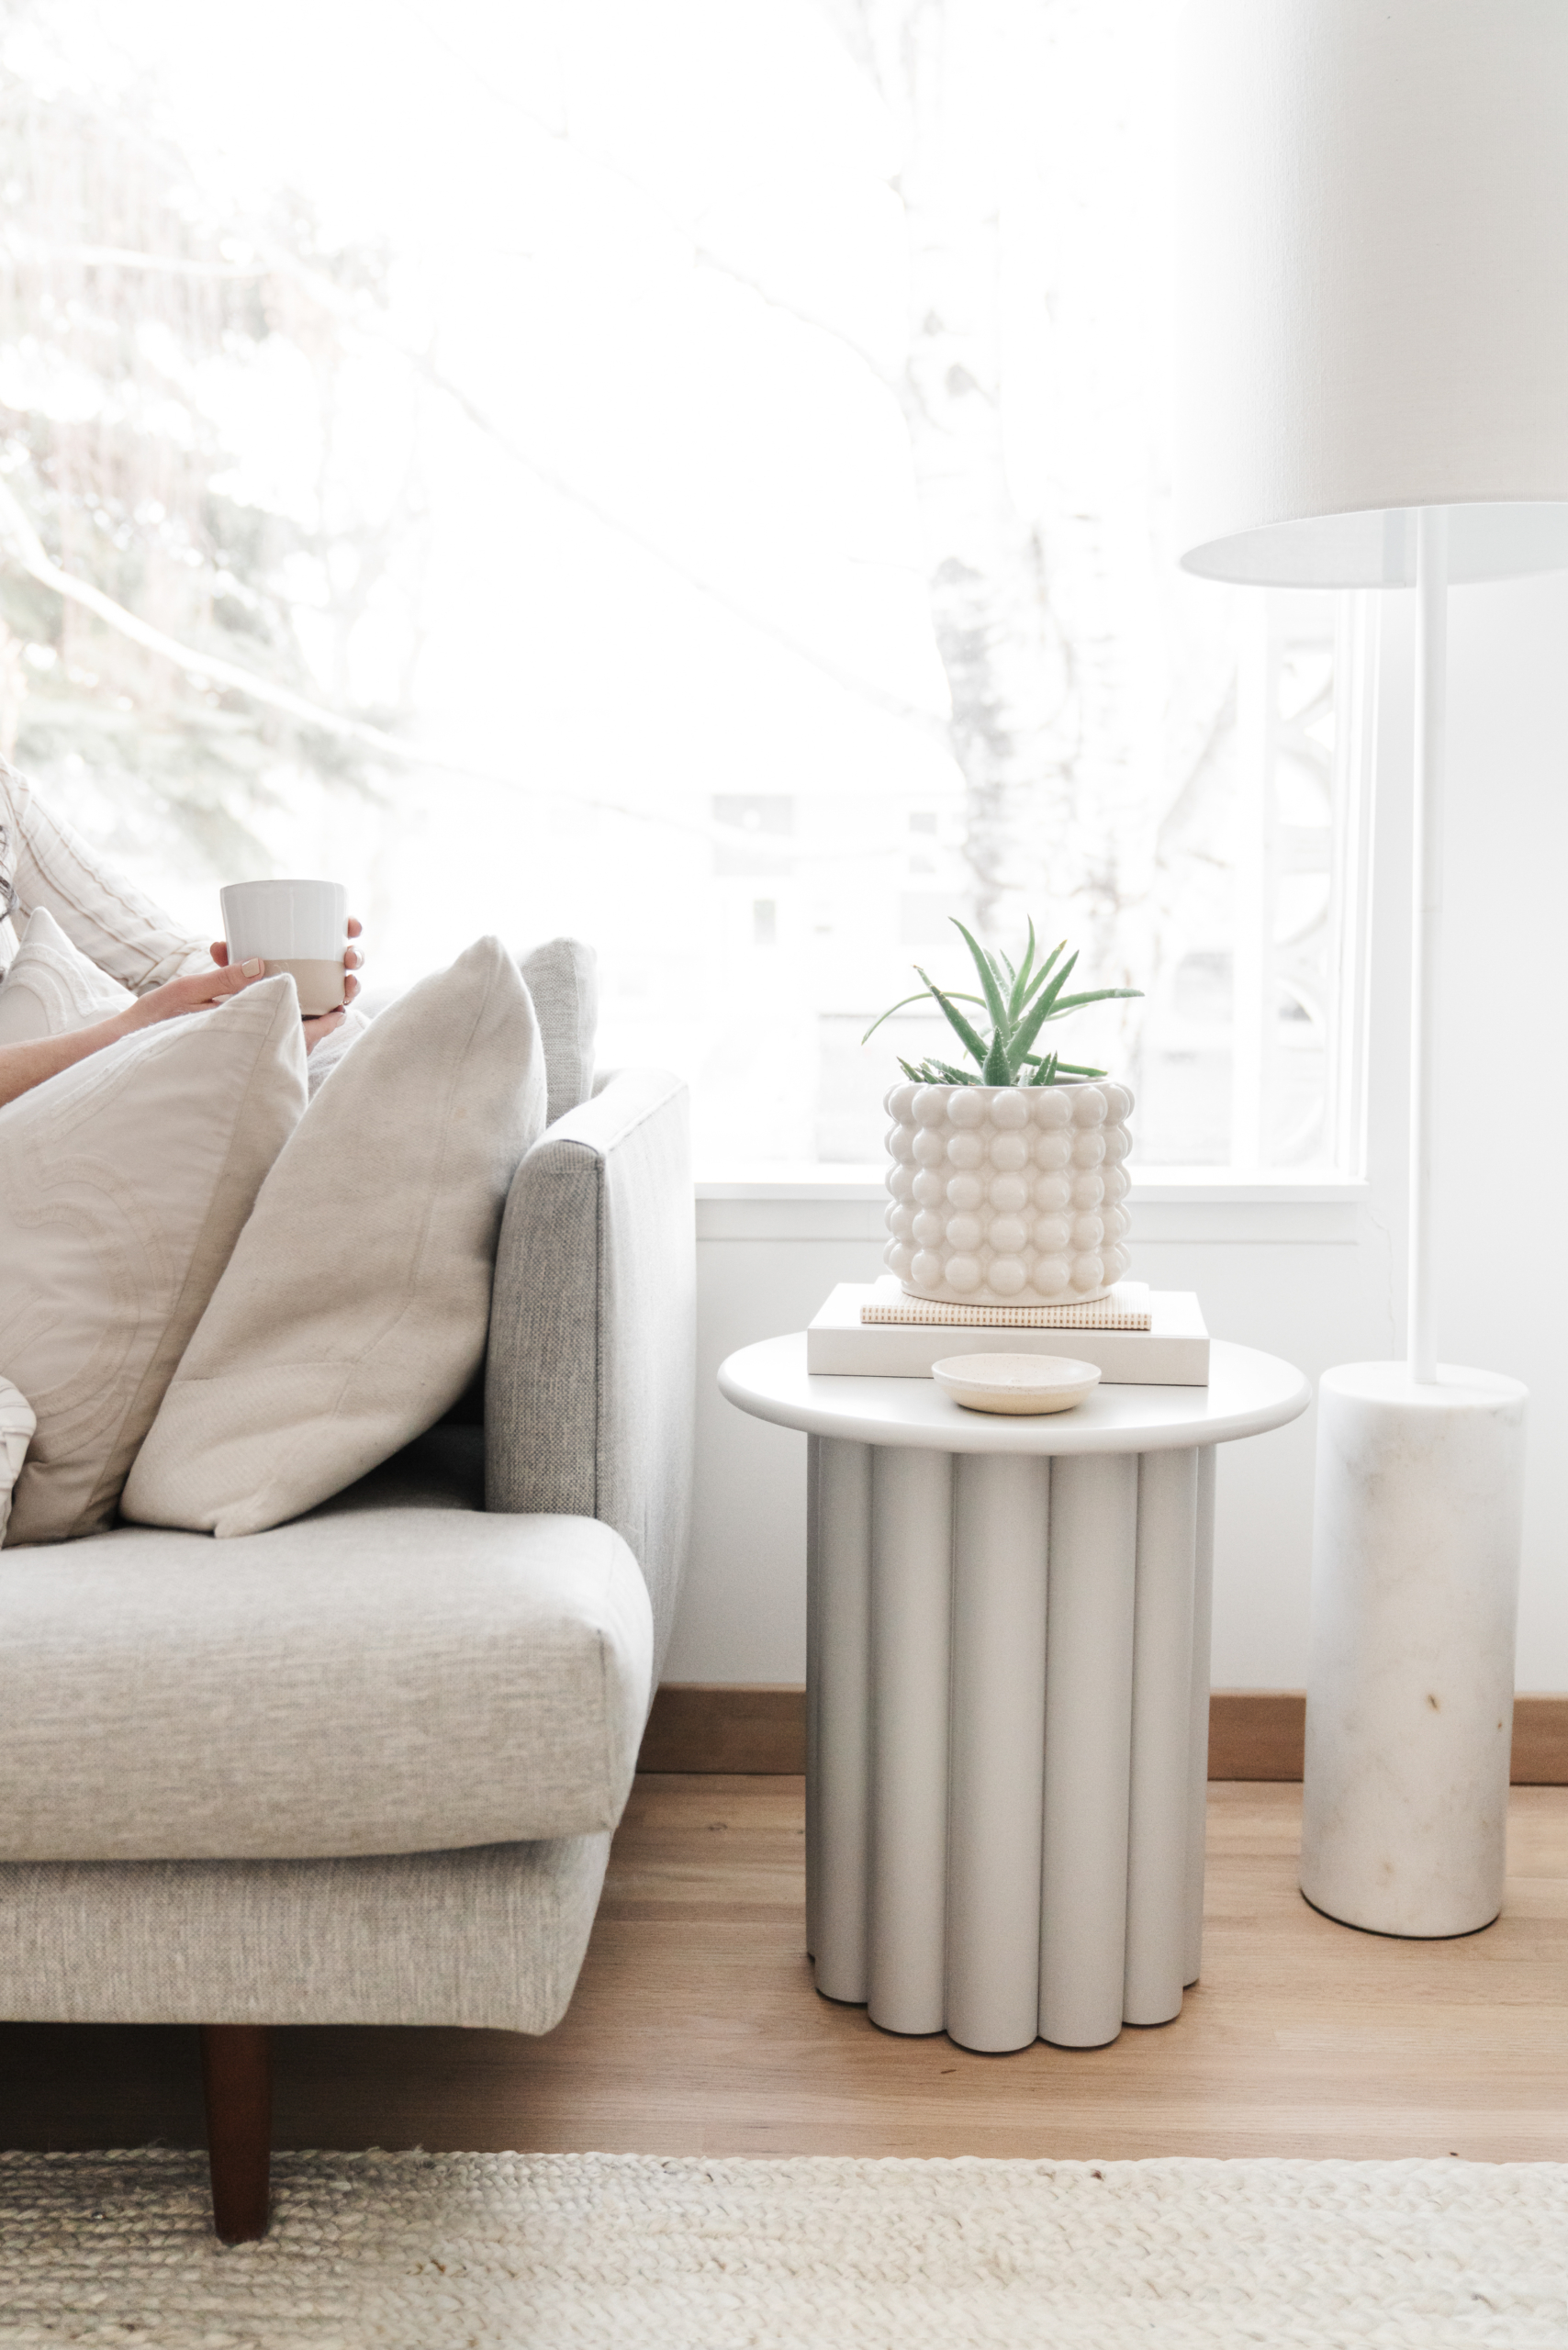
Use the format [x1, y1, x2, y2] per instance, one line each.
[112, 957, 270, 1036]
[0, 956, 271, 1113]
[209, 916, 364, 1055]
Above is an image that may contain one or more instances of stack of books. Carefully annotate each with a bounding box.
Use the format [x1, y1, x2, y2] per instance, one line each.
[806, 1276, 1209, 1385]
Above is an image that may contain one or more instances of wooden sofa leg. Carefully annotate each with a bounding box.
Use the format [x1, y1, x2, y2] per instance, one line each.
[199, 2023, 273, 2243]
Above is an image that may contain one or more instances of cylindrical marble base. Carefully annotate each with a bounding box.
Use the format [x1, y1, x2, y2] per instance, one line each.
[1300, 1362, 1528, 1939]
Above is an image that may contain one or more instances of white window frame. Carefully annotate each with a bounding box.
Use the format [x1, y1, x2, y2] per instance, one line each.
[695, 592, 1380, 1239]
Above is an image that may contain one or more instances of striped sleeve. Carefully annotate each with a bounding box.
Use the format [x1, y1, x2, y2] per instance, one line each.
[0, 762, 213, 993]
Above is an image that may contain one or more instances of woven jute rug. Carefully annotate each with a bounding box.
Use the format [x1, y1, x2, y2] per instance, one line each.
[2, 2148, 1565, 2348]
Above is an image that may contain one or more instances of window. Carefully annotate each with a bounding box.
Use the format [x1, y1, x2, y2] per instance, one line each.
[1, 1, 1364, 1176]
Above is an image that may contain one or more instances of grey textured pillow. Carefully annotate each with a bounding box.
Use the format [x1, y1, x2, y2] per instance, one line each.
[518, 937, 597, 1125]
[122, 935, 546, 1538]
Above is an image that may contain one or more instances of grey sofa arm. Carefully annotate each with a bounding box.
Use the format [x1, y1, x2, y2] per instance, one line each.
[485, 1069, 693, 1676]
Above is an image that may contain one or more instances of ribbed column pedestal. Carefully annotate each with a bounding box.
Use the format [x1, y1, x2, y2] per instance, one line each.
[946, 1453, 1050, 2053]
[807, 1435, 1215, 2046]
[868, 1447, 954, 2034]
[1184, 1446, 1217, 1987]
[1039, 1452, 1139, 2048]
[1124, 1449, 1200, 2026]
[812, 1437, 872, 2003]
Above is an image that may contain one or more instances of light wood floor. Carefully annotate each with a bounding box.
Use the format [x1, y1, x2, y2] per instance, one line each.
[4, 1780, 1565, 2162]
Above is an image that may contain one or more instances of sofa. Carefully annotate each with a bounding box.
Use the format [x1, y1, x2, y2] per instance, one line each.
[0, 1059, 694, 2238]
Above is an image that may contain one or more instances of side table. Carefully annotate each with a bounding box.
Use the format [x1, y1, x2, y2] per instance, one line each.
[718, 1335, 1308, 2053]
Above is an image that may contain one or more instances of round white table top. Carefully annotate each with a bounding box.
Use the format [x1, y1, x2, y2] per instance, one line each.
[719, 1334, 1309, 1455]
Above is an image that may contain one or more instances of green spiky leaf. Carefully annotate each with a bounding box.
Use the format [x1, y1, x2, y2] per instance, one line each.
[867, 918, 1141, 1088]
[914, 966, 991, 1066]
[1036, 989, 1143, 1018]
[950, 921, 1011, 1035]
[861, 987, 987, 1046]
[1007, 918, 1038, 1020]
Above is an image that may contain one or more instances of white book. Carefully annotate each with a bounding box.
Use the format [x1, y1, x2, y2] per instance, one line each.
[806, 1281, 1210, 1385]
[858, 1274, 1152, 1330]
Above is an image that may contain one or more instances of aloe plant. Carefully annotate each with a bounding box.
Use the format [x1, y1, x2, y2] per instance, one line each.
[862, 917, 1141, 1088]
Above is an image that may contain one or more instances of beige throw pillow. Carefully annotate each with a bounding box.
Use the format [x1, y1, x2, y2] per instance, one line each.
[0, 976, 307, 1545]
[0, 906, 135, 1043]
[123, 934, 546, 1539]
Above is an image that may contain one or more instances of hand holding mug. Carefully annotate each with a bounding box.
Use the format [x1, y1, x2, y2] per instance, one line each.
[214, 881, 363, 1054]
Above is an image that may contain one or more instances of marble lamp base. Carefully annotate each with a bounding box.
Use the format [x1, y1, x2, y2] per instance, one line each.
[1300, 1363, 1528, 1939]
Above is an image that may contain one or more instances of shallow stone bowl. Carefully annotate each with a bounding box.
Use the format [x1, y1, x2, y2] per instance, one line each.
[930, 1352, 1102, 1416]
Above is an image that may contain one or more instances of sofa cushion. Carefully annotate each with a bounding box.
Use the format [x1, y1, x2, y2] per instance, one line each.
[0, 975, 306, 1545]
[0, 906, 134, 1042]
[122, 934, 546, 1539]
[0, 1835, 613, 2031]
[0, 1457, 653, 1862]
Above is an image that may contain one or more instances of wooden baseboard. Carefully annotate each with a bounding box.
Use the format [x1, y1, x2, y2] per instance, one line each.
[1511, 1695, 1568, 1784]
[638, 1684, 1568, 1785]
[1208, 1691, 1305, 1781]
[636, 1684, 809, 1774]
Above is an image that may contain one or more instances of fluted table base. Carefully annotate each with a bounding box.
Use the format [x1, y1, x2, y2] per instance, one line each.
[806, 1436, 1216, 2051]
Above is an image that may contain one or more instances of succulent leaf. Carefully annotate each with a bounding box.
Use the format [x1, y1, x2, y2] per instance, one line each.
[1007, 918, 1038, 1019]
[867, 920, 1141, 1087]
[914, 967, 991, 1067]
[861, 988, 987, 1046]
[1012, 953, 1081, 1059]
[951, 921, 1011, 1035]
[981, 1034, 1012, 1086]
[1040, 989, 1143, 1017]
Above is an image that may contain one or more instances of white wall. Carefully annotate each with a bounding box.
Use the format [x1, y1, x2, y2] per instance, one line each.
[1436, 570, 1568, 1690]
[664, 571, 1568, 1693]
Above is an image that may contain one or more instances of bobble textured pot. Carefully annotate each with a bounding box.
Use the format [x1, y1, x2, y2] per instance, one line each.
[882, 1079, 1134, 1306]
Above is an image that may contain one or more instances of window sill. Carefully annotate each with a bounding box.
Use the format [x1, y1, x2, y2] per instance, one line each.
[694, 1165, 1369, 1245]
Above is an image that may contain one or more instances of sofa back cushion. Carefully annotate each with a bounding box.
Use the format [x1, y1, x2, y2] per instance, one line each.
[518, 937, 597, 1125]
[123, 934, 546, 1538]
[0, 906, 135, 1042]
[0, 975, 306, 1544]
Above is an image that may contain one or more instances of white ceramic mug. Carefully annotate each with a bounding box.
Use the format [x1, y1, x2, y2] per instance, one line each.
[219, 879, 348, 1017]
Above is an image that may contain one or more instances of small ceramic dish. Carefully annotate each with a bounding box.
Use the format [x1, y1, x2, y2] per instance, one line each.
[931, 1352, 1102, 1416]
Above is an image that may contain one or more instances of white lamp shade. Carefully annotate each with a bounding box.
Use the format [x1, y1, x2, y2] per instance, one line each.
[1176, 0, 1568, 588]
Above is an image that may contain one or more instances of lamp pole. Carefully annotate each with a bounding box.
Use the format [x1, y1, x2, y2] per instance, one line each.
[1408, 508, 1447, 1386]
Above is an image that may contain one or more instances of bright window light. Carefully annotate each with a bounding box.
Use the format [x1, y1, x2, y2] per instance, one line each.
[0, 0, 1364, 1172]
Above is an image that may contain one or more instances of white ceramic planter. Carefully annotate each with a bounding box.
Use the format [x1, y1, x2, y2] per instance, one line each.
[881, 1079, 1134, 1307]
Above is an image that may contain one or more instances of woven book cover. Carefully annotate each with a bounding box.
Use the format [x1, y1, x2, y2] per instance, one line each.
[860, 1281, 1152, 1331]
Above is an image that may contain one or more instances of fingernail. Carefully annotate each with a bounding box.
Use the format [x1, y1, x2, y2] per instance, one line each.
[242, 958, 264, 976]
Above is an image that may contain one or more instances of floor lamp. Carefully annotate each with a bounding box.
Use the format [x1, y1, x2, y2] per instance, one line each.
[1174, 1, 1568, 1935]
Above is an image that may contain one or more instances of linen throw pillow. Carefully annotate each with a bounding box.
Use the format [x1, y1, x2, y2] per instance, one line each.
[0, 976, 306, 1545]
[0, 905, 135, 1043]
[123, 934, 546, 1538]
